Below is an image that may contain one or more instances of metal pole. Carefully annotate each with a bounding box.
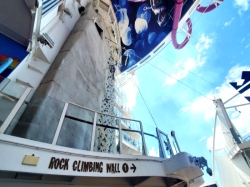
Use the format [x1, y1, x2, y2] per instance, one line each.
[52, 103, 68, 145]
[140, 121, 147, 156]
[216, 99, 242, 144]
[166, 134, 174, 156]
[119, 119, 123, 154]
[212, 111, 217, 183]
[225, 102, 250, 109]
[0, 87, 32, 134]
[216, 99, 233, 128]
[171, 131, 181, 153]
[223, 93, 240, 105]
[0, 78, 10, 92]
[224, 80, 250, 104]
[156, 128, 166, 158]
[90, 112, 97, 151]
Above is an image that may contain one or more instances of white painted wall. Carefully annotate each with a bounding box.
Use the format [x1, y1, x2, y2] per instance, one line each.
[0, 133, 202, 182]
[8, 0, 82, 89]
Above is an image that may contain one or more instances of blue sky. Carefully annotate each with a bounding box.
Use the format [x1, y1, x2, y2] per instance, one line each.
[120, 0, 250, 185]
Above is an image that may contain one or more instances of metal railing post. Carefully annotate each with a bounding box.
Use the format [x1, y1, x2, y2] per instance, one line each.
[90, 112, 97, 151]
[166, 134, 174, 156]
[140, 121, 147, 156]
[156, 128, 166, 158]
[52, 103, 68, 145]
[0, 78, 10, 92]
[119, 119, 123, 154]
[0, 87, 32, 134]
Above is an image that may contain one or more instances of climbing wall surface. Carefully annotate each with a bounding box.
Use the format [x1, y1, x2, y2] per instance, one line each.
[37, 4, 110, 111]
[5, 4, 117, 152]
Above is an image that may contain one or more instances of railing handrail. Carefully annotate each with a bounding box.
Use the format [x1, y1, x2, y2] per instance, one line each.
[243, 132, 250, 142]
[69, 102, 140, 123]
[0, 79, 172, 159]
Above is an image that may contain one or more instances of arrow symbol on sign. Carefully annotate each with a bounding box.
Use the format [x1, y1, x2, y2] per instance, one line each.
[130, 163, 136, 173]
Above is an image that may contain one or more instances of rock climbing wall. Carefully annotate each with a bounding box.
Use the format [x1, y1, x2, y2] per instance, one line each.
[95, 55, 117, 153]
[6, 3, 118, 153]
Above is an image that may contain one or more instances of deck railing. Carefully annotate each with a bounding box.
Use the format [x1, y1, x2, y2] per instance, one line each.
[0, 78, 173, 158]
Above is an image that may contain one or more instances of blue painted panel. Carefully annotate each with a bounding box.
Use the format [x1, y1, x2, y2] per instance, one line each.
[0, 57, 13, 74]
[111, 0, 193, 72]
[0, 33, 28, 78]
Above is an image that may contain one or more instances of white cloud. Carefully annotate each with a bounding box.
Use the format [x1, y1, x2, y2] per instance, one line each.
[245, 44, 250, 48]
[197, 54, 207, 67]
[234, 0, 249, 14]
[163, 55, 207, 86]
[164, 58, 196, 85]
[199, 136, 207, 142]
[121, 74, 139, 110]
[180, 65, 250, 121]
[195, 34, 213, 52]
[163, 34, 213, 86]
[148, 146, 159, 157]
[224, 17, 234, 26]
[241, 38, 245, 43]
[180, 65, 250, 151]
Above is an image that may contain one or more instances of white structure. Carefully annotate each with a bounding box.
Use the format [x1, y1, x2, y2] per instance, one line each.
[211, 97, 250, 186]
[0, 0, 213, 186]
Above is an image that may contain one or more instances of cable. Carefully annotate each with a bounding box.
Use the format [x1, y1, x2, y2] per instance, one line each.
[148, 62, 213, 101]
[122, 46, 213, 101]
[115, 72, 137, 120]
[158, 55, 237, 96]
[131, 76, 159, 128]
[120, 1, 212, 74]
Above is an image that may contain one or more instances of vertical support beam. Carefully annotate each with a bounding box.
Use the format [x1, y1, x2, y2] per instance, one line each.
[212, 111, 217, 183]
[52, 103, 68, 145]
[171, 131, 181, 153]
[156, 128, 166, 158]
[216, 99, 242, 144]
[0, 78, 10, 92]
[90, 112, 97, 151]
[140, 121, 147, 156]
[166, 134, 174, 156]
[224, 80, 250, 104]
[119, 119, 123, 154]
[0, 87, 31, 134]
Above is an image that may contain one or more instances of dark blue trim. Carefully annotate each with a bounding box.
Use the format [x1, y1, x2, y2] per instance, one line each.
[42, 0, 60, 15]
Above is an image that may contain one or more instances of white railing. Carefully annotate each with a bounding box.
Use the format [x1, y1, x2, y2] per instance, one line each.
[0, 79, 174, 158]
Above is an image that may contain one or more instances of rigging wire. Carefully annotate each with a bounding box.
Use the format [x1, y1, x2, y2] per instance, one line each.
[115, 0, 221, 125]
[158, 55, 237, 96]
[130, 76, 159, 128]
[116, 73, 165, 129]
[122, 47, 213, 101]
[121, 0, 211, 73]
[148, 62, 213, 101]
[115, 75, 136, 120]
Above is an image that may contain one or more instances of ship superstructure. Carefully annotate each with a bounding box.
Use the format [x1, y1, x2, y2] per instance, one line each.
[0, 0, 222, 186]
[209, 72, 250, 187]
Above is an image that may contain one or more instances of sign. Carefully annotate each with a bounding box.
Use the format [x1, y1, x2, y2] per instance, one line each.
[230, 71, 250, 102]
[48, 157, 136, 174]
